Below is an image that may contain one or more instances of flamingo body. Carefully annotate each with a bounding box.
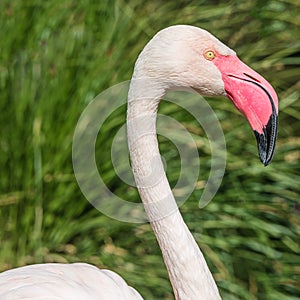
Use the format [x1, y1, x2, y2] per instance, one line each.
[0, 263, 142, 300]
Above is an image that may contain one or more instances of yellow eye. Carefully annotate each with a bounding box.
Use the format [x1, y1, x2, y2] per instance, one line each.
[204, 50, 216, 60]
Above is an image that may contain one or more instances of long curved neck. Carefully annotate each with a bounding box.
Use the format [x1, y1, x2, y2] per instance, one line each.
[127, 78, 221, 300]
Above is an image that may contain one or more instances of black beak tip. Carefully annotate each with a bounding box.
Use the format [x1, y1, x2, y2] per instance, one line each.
[254, 131, 270, 166]
[263, 160, 270, 167]
[253, 112, 278, 167]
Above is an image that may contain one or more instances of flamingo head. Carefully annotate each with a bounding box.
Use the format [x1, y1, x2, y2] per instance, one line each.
[134, 25, 278, 165]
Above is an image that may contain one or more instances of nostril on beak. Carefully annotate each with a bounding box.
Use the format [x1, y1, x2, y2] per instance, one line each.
[243, 73, 261, 83]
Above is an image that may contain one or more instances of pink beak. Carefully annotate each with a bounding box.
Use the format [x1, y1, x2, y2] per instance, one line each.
[214, 55, 278, 166]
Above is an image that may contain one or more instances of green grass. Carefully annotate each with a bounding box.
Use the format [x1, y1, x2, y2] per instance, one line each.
[0, 0, 299, 299]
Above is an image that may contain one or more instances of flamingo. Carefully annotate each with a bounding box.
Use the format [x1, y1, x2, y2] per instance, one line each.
[0, 25, 278, 300]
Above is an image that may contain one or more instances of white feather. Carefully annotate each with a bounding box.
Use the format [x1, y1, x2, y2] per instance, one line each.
[0, 263, 143, 300]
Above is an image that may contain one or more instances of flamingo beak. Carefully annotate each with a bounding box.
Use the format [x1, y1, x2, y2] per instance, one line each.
[214, 55, 278, 166]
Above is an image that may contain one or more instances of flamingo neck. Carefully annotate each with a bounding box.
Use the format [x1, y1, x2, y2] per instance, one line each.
[127, 78, 221, 300]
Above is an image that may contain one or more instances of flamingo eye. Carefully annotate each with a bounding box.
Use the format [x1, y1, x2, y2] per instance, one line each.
[204, 50, 216, 60]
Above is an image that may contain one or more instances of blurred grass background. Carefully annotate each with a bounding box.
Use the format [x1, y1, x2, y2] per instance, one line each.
[0, 0, 299, 299]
